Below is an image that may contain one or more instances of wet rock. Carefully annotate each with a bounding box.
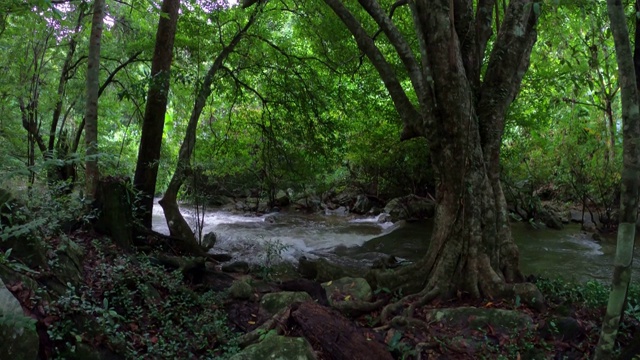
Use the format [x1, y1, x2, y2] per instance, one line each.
[260, 291, 312, 316]
[384, 194, 435, 222]
[273, 190, 290, 207]
[324, 205, 348, 216]
[0, 277, 39, 360]
[202, 232, 217, 249]
[209, 253, 232, 262]
[538, 207, 563, 230]
[377, 213, 392, 223]
[321, 277, 372, 307]
[222, 261, 251, 274]
[229, 335, 316, 360]
[229, 280, 254, 300]
[352, 195, 373, 214]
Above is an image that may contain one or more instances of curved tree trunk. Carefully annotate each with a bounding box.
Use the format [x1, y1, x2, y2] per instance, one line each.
[133, 0, 180, 228]
[159, 10, 258, 248]
[324, 0, 540, 302]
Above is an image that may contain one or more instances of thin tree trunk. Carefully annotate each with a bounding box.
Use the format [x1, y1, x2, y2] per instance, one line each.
[133, 0, 181, 228]
[84, 0, 105, 202]
[159, 11, 257, 248]
[594, 0, 640, 357]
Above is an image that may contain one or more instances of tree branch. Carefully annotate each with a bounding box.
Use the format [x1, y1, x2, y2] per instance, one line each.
[323, 0, 422, 135]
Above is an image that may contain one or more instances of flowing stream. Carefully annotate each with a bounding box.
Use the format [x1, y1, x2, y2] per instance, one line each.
[152, 204, 640, 283]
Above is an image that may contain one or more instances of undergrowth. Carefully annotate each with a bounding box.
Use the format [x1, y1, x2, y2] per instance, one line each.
[47, 239, 241, 359]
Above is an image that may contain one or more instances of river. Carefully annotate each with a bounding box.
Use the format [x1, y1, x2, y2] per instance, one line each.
[152, 205, 640, 283]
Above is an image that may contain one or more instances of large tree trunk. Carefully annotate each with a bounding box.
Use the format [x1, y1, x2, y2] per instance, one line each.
[594, 0, 640, 357]
[159, 10, 257, 246]
[84, 0, 105, 201]
[324, 0, 540, 303]
[133, 0, 180, 228]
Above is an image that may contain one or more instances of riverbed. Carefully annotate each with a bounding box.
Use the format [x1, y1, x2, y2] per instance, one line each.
[152, 205, 640, 283]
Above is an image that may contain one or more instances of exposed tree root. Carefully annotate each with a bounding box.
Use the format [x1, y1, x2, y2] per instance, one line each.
[236, 308, 291, 348]
[332, 298, 386, 318]
[380, 286, 441, 323]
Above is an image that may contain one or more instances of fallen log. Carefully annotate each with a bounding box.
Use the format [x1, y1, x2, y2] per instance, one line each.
[290, 301, 392, 360]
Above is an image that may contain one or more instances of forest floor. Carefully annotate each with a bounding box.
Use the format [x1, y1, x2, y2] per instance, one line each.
[6, 228, 640, 360]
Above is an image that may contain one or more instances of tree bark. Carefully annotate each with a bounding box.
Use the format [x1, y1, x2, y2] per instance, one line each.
[594, 0, 640, 357]
[133, 0, 181, 228]
[323, 0, 539, 302]
[84, 0, 105, 201]
[159, 10, 257, 247]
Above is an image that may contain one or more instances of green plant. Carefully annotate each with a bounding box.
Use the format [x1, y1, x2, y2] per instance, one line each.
[47, 240, 242, 359]
[387, 331, 417, 360]
[257, 238, 291, 280]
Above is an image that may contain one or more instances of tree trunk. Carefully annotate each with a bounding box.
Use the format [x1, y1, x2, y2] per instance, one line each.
[594, 0, 640, 357]
[84, 0, 105, 201]
[159, 10, 257, 246]
[323, 0, 539, 303]
[133, 0, 181, 228]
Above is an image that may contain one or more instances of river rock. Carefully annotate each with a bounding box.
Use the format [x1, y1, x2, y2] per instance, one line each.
[352, 195, 373, 214]
[384, 194, 435, 222]
[538, 205, 564, 230]
[0, 277, 39, 360]
[222, 261, 251, 274]
[229, 280, 254, 300]
[324, 206, 348, 216]
[230, 335, 316, 360]
[260, 291, 312, 316]
[202, 232, 217, 248]
[377, 213, 392, 223]
[273, 190, 290, 207]
[321, 277, 372, 307]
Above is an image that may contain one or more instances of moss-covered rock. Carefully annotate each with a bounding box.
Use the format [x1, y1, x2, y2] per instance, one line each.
[0, 277, 39, 360]
[51, 236, 85, 286]
[260, 291, 311, 316]
[321, 277, 372, 307]
[229, 280, 254, 300]
[230, 335, 316, 360]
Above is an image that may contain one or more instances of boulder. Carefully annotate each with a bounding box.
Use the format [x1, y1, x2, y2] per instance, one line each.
[222, 261, 251, 274]
[352, 195, 373, 214]
[384, 195, 435, 222]
[202, 232, 217, 249]
[538, 208, 563, 230]
[0, 277, 39, 360]
[51, 236, 85, 287]
[324, 206, 348, 216]
[321, 277, 372, 307]
[273, 190, 290, 207]
[229, 280, 254, 300]
[230, 335, 316, 360]
[260, 291, 312, 316]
